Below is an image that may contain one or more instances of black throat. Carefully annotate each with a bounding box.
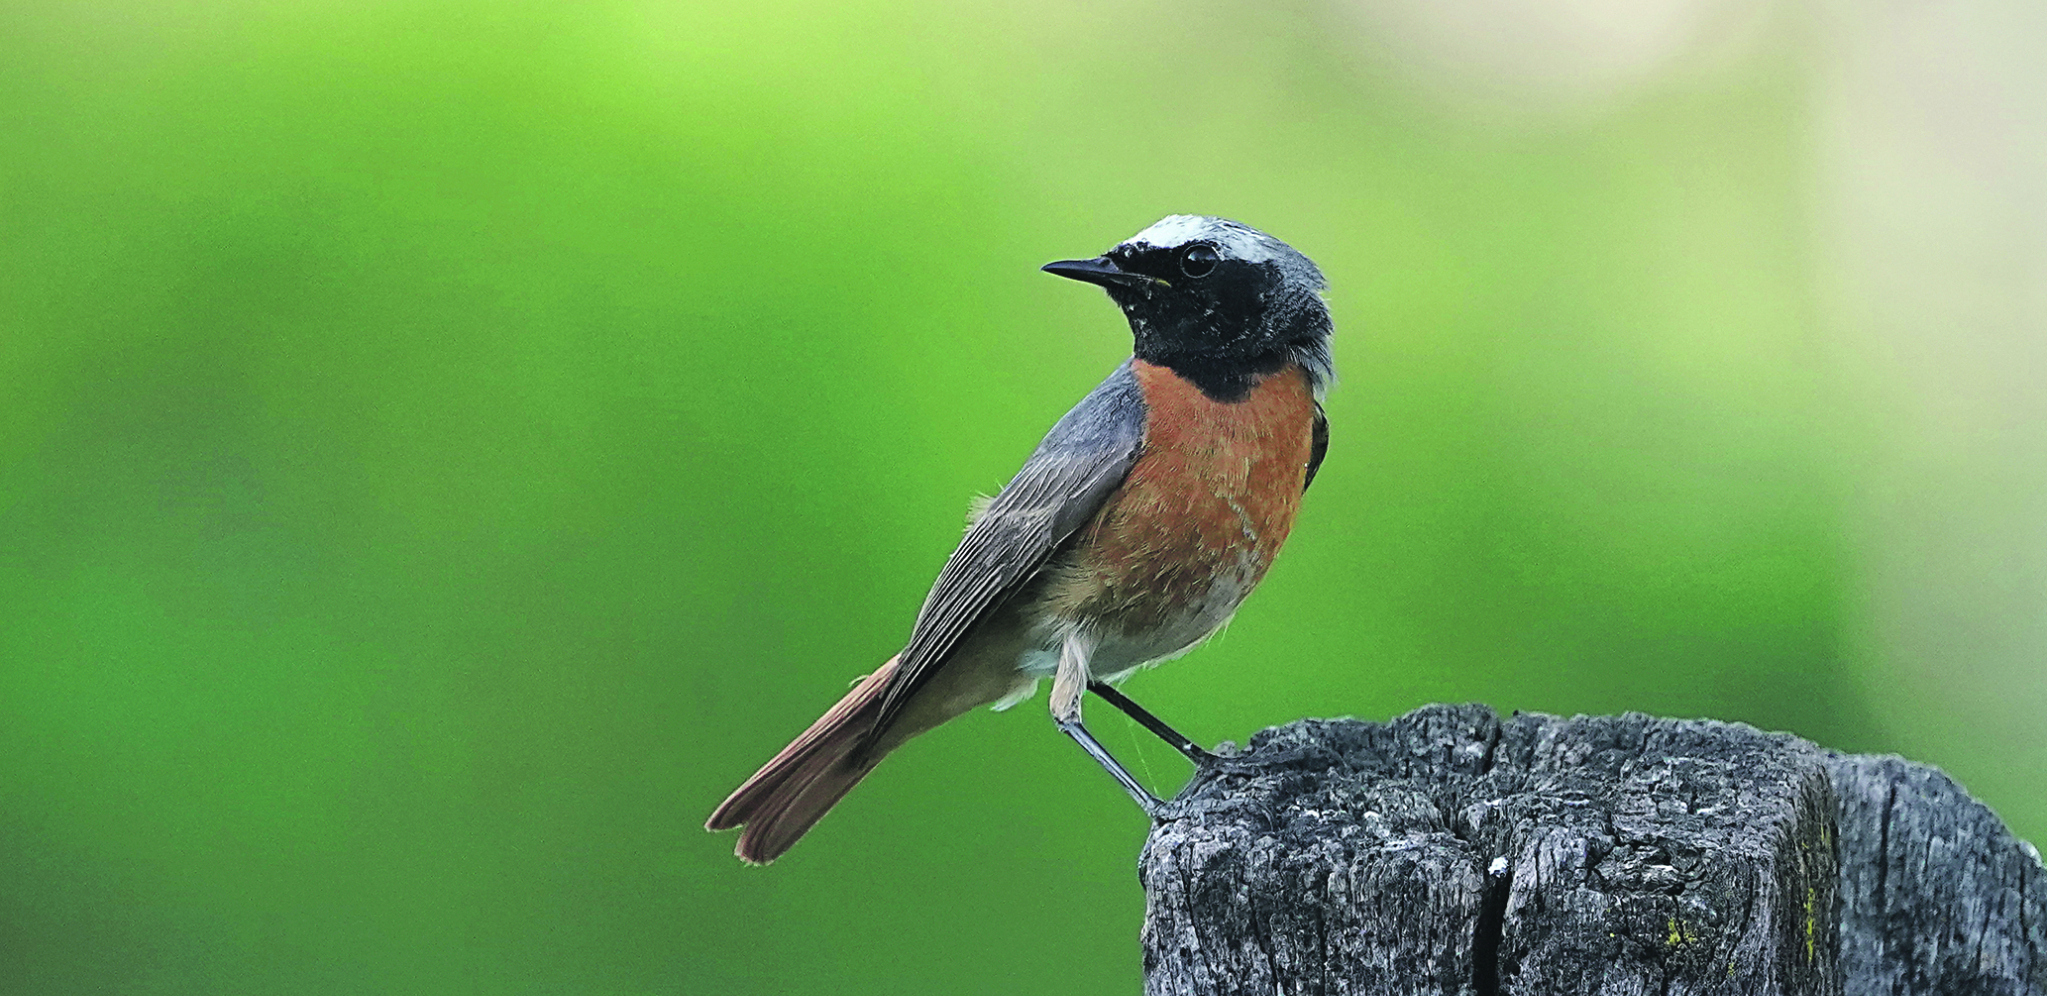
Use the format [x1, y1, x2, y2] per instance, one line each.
[1139, 348, 1290, 403]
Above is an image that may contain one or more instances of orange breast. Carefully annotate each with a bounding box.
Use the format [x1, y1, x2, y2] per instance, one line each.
[1049, 360, 1317, 636]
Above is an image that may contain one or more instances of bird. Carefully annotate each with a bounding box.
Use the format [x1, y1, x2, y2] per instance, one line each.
[706, 215, 1334, 864]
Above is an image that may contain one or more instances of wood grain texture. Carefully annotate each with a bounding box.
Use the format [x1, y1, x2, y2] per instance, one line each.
[1139, 705, 2045, 995]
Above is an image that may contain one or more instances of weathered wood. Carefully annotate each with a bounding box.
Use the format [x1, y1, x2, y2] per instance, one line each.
[1829, 753, 2045, 995]
[1139, 704, 2045, 996]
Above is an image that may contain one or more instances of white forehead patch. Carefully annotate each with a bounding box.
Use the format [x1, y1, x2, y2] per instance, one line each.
[1120, 214, 1281, 264]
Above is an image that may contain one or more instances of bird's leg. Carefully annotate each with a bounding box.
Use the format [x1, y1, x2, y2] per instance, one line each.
[1086, 681, 1217, 765]
[1051, 633, 1167, 816]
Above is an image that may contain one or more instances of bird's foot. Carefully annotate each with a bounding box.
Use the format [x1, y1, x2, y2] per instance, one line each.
[1141, 796, 1190, 822]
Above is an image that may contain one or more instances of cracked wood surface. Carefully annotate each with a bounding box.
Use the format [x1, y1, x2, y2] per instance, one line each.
[1138, 705, 2045, 996]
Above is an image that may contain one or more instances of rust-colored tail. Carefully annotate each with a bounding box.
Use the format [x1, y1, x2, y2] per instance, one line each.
[706, 656, 901, 864]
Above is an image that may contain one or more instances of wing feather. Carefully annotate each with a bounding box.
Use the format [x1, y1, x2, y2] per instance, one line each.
[867, 361, 1147, 740]
[1304, 402, 1329, 491]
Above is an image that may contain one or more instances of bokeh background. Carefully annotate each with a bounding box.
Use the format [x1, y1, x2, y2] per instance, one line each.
[4, 0, 2043, 992]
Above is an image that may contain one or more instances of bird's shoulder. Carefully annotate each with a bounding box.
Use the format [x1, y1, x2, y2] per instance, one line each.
[1024, 358, 1147, 463]
[868, 360, 1147, 736]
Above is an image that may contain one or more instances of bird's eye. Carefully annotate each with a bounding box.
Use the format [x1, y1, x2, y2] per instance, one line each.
[1179, 243, 1220, 278]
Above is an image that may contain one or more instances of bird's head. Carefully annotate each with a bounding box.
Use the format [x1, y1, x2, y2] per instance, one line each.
[1044, 215, 1333, 401]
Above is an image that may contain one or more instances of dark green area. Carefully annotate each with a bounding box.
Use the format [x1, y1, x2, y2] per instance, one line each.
[1, 1, 2015, 994]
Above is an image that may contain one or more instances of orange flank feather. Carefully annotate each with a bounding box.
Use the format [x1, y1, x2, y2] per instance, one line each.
[1041, 361, 1315, 631]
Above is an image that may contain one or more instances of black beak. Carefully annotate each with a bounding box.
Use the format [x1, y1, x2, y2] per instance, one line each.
[1041, 256, 1156, 289]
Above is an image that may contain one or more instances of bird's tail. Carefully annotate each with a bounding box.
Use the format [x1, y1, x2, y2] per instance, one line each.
[705, 656, 902, 864]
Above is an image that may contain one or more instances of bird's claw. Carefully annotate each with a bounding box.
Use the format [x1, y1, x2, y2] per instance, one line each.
[1141, 794, 1193, 823]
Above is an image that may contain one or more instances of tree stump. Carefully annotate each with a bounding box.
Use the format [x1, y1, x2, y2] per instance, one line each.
[1139, 704, 2045, 996]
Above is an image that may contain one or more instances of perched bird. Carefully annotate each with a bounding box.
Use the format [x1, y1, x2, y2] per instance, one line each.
[706, 216, 1334, 864]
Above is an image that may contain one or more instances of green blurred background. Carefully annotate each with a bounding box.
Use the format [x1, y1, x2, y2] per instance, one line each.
[4, 0, 2043, 992]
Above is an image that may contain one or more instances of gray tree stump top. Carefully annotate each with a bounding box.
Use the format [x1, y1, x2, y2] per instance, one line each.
[1140, 704, 2044, 996]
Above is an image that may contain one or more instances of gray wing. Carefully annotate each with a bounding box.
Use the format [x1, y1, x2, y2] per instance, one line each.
[868, 361, 1147, 739]
[1304, 402, 1328, 491]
